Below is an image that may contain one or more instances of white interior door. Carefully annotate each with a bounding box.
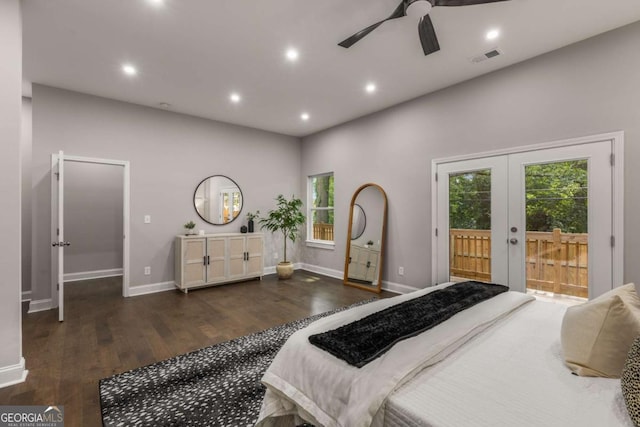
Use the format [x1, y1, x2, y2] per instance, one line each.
[52, 150, 67, 321]
[435, 137, 619, 299]
[51, 153, 131, 313]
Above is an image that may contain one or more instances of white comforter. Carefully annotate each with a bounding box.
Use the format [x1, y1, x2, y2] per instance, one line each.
[256, 283, 535, 427]
[383, 299, 633, 427]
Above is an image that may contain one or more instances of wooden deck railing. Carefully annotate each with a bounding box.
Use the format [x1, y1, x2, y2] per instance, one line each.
[313, 223, 334, 241]
[450, 228, 588, 298]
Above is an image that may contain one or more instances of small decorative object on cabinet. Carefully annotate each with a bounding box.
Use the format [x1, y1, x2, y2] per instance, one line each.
[246, 211, 259, 233]
[183, 220, 196, 235]
[174, 233, 264, 293]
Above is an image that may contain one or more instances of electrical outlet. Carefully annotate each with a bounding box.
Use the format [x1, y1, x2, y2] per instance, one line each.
[398, 266, 404, 276]
[144, 266, 151, 275]
[144, 215, 151, 224]
[273, 252, 278, 259]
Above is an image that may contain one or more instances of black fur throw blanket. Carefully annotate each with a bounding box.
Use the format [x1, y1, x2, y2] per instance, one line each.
[309, 281, 508, 367]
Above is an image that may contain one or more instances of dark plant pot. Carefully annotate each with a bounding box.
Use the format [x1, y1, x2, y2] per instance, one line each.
[248, 219, 254, 233]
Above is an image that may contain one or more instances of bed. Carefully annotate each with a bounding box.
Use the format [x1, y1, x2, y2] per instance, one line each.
[256, 282, 634, 427]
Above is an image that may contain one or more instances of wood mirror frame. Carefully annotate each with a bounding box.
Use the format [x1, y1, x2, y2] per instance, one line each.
[344, 183, 388, 293]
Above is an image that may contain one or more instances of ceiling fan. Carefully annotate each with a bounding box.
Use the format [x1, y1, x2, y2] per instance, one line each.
[338, 0, 510, 56]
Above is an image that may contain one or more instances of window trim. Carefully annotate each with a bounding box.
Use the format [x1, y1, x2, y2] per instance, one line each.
[307, 172, 335, 246]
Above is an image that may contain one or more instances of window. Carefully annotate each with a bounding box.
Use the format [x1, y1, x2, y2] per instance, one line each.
[308, 173, 334, 244]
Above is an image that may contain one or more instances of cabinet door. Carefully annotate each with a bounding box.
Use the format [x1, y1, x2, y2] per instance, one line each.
[183, 238, 206, 287]
[207, 237, 226, 283]
[246, 235, 264, 277]
[364, 250, 380, 283]
[228, 236, 246, 279]
[348, 245, 365, 281]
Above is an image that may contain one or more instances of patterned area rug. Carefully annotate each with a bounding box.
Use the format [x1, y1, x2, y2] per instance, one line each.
[99, 300, 372, 427]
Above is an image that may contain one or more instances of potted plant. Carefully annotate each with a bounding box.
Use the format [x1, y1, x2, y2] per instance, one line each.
[246, 210, 260, 233]
[259, 195, 305, 279]
[183, 220, 196, 235]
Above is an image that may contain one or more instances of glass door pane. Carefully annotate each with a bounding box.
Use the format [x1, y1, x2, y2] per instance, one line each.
[435, 157, 508, 286]
[448, 170, 492, 283]
[524, 160, 588, 298]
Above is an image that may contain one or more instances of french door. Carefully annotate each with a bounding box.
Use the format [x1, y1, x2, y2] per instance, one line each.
[435, 138, 620, 299]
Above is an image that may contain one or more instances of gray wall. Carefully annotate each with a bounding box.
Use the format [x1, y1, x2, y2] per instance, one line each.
[31, 85, 301, 301]
[0, 0, 24, 381]
[64, 161, 124, 275]
[301, 21, 640, 290]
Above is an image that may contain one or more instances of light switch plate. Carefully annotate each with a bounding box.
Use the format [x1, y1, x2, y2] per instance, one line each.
[144, 215, 151, 224]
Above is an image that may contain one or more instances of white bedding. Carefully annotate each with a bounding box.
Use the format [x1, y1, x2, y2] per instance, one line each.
[381, 299, 633, 427]
[256, 283, 534, 427]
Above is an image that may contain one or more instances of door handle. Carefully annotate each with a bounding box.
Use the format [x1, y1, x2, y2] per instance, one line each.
[509, 238, 518, 245]
[52, 241, 71, 247]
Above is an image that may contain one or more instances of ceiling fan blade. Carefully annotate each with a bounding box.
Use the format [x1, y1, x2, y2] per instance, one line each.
[338, 1, 407, 49]
[338, 20, 387, 48]
[434, 0, 510, 6]
[418, 14, 440, 56]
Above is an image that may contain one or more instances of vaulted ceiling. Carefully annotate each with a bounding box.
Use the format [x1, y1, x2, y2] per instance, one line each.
[22, 0, 640, 136]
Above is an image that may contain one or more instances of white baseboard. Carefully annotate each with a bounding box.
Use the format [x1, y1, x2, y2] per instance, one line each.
[21, 290, 32, 302]
[0, 357, 28, 389]
[300, 263, 343, 280]
[263, 262, 306, 276]
[64, 268, 123, 282]
[382, 280, 420, 294]
[299, 263, 419, 295]
[28, 298, 53, 313]
[128, 281, 176, 297]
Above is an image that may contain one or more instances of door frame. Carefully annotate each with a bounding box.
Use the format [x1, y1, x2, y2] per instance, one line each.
[431, 131, 624, 291]
[51, 154, 131, 303]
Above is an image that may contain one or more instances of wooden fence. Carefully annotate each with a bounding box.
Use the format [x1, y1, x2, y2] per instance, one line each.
[450, 228, 588, 298]
[313, 223, 334, 241]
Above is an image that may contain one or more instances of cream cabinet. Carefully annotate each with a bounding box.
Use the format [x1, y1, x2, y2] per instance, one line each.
[347, 244, 380, 284]
[175, 233, 263, 292]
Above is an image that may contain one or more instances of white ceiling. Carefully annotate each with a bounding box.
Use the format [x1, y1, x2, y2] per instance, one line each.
[22, 0, 640, 137]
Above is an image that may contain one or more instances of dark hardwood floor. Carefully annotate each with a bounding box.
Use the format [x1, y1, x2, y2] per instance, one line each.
[0, 271, 393, 427]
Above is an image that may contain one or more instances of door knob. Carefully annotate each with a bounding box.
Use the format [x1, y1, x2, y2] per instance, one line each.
[509, 238, 518, 245]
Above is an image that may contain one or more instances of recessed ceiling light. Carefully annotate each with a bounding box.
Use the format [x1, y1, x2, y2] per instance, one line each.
[486, 29, 500, 40]
[300, 112, 310, 121]
[230, 92, 241, 103]
[285, 48, 299, 62]
[122, 64, 137, 76]
[365, 83, 377, 94]
[147, 0, 164, 6]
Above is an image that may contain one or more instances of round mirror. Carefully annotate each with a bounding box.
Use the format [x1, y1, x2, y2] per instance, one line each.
[351, 204, 366, 240]
[193, 175, 243, 225]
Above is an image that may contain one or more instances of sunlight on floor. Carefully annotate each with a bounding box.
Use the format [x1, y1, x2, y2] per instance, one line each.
[527, 289, 586, 307]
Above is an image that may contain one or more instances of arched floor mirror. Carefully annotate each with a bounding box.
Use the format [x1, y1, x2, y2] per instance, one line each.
[344, 183, 388, 293]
